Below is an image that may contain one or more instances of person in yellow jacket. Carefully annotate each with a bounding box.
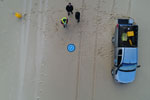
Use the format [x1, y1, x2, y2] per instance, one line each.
[61, 17, 68, 28]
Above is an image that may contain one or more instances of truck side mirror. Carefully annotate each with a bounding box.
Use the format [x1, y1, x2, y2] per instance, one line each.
[137, 65, 141, 68]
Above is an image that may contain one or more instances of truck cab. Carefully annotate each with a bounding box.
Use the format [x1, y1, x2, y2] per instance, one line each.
[111, 19, 140, 84]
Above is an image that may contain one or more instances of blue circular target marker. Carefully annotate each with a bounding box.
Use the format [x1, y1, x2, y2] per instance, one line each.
[67, 44, 76, 52]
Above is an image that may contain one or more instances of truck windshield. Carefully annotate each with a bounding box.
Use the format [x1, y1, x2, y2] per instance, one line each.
[119, 64, 137, 72]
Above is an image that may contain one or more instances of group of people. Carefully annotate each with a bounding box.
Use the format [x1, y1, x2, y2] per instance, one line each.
[61, 3, 80, 28]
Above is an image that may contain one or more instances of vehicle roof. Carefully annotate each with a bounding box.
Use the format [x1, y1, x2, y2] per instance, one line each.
[122, 48, 138, 64]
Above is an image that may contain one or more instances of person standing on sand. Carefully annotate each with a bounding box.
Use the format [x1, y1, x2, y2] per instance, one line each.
[61, 17, 68, 28]
[66, 3, 74, 16]
[75, 11, 80, 23]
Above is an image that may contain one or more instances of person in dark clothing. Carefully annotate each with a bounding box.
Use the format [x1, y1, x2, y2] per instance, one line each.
[75, 11, 80, 23]
[66, 3, 73, 16]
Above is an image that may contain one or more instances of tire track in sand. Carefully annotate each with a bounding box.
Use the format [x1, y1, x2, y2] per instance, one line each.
[34, 0, 48, 99]
[91, 0, 101, 100]
[18, 0, 33, 99]
[127, 0, 131, 17]
[111, 0, 116, 14]
[75, 0, 85, 100]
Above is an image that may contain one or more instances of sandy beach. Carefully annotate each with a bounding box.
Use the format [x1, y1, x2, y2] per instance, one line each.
[0, 0, 150, 100]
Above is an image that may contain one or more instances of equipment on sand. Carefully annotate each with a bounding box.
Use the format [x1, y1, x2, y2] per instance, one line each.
[15, 12, 22, 19]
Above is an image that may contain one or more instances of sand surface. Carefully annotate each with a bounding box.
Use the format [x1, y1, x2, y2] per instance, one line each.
[0, 0, 150, 100]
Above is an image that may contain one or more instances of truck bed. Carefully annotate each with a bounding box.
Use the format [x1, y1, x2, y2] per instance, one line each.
[118, 25, 138, 47]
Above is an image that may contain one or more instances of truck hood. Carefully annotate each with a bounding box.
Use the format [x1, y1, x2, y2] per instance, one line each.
[116, 70, 136, 83]
[122, 48, 138, 64]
